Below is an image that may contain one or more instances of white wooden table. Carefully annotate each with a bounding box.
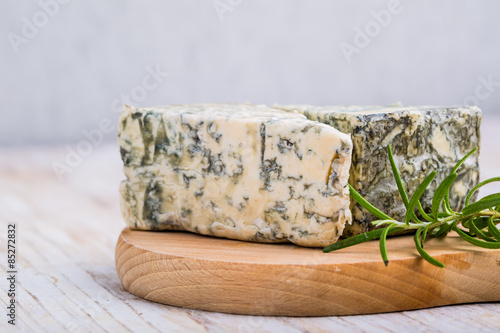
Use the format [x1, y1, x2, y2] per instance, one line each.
[1, 121, 499, 332]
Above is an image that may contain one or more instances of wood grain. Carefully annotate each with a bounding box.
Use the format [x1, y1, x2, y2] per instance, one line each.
[116, 228, 500, 317]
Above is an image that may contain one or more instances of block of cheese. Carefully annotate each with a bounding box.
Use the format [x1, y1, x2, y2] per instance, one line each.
[118, 104, 353, 247]
[276, 105, 481, 237]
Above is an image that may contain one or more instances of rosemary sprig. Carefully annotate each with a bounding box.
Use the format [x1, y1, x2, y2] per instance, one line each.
[323, 145, 500, 268]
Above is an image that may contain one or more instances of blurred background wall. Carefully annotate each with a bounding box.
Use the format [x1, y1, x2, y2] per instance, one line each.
[1, 0, 499, 145]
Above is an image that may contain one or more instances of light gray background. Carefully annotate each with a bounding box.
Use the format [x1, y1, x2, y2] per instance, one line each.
[1, 0, 499, 145]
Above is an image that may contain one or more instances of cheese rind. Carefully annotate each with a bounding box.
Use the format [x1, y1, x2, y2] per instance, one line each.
[119, 104, 353, 247]
[276, 105, 481, 237]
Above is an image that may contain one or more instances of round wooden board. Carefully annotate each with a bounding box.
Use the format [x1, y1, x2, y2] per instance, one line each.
[115, 228, 500, 316]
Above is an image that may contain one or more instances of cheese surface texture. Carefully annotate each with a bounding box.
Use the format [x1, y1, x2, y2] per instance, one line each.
[276, 105, 482, 237]
[119, 104, 353, 247]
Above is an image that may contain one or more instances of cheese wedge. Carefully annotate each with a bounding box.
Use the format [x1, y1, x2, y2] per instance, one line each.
[119, 104, 352, 247]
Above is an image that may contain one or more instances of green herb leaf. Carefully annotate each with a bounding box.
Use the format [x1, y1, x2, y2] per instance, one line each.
[431, 173, 457, 220]
[417, 201, 434, 222]
[323, 227, 404, 253]
[432, 223, 452, 238]
[387, 145, 423, 223]
[421, 222, 436, 247]
[380, 225, 396, 266]
[405, 171, 436, 224]
[348, 185, 392, 221]
[487, 217, 500, 242]
[387, 145, 410, 207]
[453, 225, 500, 249]
[468, 219, 497, 242]
[414, 228, 445, 268]
[444, 148, 477, 214]
[465, 177, 500, 206]
[452, 148, 478, 174]
[463, 193, 500, 216]
[472, 217, 491, 230]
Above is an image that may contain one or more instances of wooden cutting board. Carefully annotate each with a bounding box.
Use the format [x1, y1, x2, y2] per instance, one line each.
[115, 228, 500, 316]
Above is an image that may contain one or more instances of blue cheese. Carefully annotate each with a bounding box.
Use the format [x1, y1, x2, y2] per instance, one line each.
[119, 104, 353, 247]
[276, 105, 481, 237]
